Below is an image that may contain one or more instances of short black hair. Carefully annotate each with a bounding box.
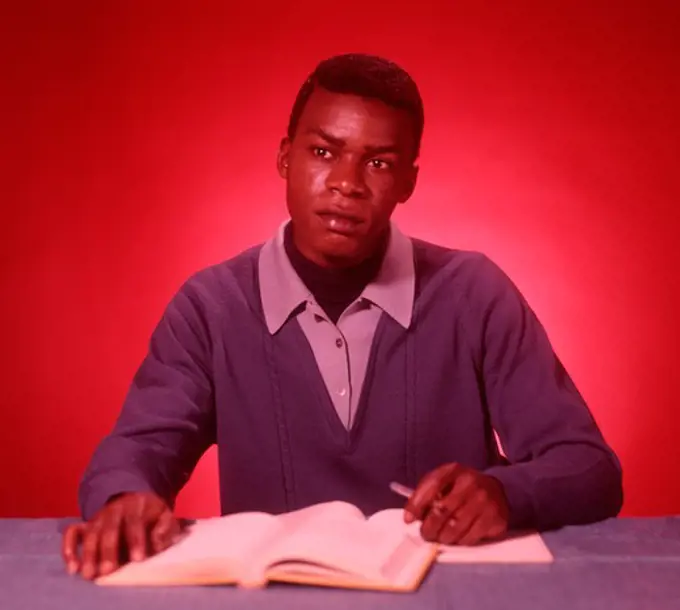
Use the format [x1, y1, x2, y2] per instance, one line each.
[287, 53, 424, 158]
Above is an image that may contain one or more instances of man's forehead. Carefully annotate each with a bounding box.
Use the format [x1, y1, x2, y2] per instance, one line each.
[297, 88, 414, 145]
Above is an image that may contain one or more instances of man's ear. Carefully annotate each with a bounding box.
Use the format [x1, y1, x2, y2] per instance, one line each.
[277, 137, 291, 179]
[398, 164, 419, 204]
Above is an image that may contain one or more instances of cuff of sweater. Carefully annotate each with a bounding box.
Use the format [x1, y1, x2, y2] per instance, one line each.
[484, 464, 536, 530]
[79, 472, 156, 521]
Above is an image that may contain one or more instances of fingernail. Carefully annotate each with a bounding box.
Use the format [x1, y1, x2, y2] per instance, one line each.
[100, 561, 113, 574]
[404, 511, 414, 524]
[131, 549, 144, 562]
[67, 562, 77, 575]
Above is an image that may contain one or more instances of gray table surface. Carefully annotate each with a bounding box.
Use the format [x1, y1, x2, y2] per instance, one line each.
[1, 516, 679, 609]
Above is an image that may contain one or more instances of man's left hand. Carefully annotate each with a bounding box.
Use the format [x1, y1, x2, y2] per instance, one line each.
[404, 463, 510, 545]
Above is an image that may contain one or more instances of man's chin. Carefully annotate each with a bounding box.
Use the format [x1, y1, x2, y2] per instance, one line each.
[317, 236, 366, 266]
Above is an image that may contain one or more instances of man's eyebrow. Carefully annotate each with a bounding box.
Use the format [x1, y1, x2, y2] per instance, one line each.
[305, 128, 345, 147]
[363, 143, 401, 155]
[305, 127, 401, 155]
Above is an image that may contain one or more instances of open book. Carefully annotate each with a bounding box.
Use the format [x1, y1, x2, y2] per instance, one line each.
[95, 501, 438, 592]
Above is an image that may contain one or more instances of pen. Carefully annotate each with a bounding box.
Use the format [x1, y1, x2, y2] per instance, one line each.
[390, 481, 456, 526]
[389, 481, 414, 499]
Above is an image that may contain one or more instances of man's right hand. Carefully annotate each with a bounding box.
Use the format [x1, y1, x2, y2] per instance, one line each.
[61, 492, 182, 580]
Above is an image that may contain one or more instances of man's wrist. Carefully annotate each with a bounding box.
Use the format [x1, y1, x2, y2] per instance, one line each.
[484, 465, 535, 530]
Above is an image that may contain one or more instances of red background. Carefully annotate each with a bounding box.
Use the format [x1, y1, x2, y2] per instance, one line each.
[2, 2, 679, 518]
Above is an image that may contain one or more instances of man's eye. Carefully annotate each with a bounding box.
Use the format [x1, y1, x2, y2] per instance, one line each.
[313, 147, 332, 159]
[369, 159, 390, 170]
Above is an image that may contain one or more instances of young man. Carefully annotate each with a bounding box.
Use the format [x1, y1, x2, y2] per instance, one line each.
[62, 53, 623, 579]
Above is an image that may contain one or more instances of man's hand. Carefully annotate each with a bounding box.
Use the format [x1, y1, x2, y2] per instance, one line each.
[61, 492, 182, 580]
[404, 463, 509, 545]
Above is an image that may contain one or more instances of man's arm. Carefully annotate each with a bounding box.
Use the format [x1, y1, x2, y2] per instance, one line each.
[79, 281, 216, 520]
[475, 257, 623, 531]
[405, 254, 623, 542]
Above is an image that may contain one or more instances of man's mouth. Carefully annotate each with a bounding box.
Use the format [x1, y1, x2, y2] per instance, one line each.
[317, 212, 363, 236]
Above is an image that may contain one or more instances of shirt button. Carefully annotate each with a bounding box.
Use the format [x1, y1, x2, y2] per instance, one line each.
[338, 388, 347, 397]
[335, 337, 343, 348]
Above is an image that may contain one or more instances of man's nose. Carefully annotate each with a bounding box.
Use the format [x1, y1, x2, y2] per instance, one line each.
[326, 157, 368, 198]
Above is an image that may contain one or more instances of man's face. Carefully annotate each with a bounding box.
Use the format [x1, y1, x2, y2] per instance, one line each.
[278, 87, 419, 268]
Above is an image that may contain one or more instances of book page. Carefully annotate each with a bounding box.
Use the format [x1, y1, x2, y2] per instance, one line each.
[364, 508, 436, 586]
[437, 530, 554, 563]
[263, 504, 430, 585]
[96, 512, 281, 586]
[276, 500, 366, 530]
[365, 507, 410, 532]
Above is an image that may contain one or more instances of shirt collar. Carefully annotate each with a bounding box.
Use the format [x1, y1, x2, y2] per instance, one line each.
[258, 220, 415, 334]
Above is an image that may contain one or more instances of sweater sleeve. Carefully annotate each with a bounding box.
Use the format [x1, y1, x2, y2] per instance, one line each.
[78, 280, 216, 520]
[464, 256, 623, 530]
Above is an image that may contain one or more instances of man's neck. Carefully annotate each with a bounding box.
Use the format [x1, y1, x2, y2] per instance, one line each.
[283, 223, 387, 324]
